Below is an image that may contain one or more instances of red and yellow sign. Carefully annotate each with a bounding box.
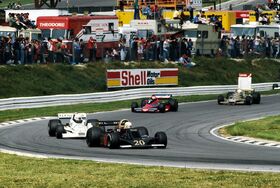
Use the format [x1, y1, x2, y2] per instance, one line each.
[107, 68, 178, 88]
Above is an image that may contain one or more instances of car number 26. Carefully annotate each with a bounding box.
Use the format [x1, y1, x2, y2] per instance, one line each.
[134, 140, 145, 145]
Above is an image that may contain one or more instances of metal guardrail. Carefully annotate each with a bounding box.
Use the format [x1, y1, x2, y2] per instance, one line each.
[0, 82, 277, 111]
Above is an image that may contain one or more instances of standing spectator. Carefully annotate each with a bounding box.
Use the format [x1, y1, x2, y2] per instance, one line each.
[241, 35, 248, 57]
[163, 38, 170, 61]
[119, 38, 127, 61]
[137, 40, 144, 61]
[87, 36, 96, 62]
[13, 38, 21, 64]
[4, 37, 13, 64]
[133, 0, 140, 19]
[25, 42, 33, 64]
[72, 37, 81, 64]
[56, 38, 64, 63]
[19, 38, 25, 64]
[79, 39, 85, 62]
[130, 37, 138, 61]
[235, 36, 241, 58]
[187, 39, 193, 56]
[187, 2, 194, 21]
[47, 38, 56, 63]
[271, 37, 278, 57]
[228, 37, 235, 58]
[255, 6, 260, 22]
[265, 37, 272, 57]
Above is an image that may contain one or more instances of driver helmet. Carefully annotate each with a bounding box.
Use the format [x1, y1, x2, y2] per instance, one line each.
[118, 119, 129, 129]
[151, 95, 157, 100]
[237, 89, 242, 93]
[74, 114, 83, 123]
[124, 121, 132, 129]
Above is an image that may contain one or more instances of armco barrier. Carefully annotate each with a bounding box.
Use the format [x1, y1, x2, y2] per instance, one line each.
[0, 82, 277, 111]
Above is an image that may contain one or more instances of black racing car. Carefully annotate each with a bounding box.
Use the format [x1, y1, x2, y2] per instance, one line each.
[86, 119, 167, 149]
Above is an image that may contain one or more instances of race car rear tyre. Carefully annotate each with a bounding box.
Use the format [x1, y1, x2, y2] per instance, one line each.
[158, 103, 166, 113]
[155, 132, 167, 148]
[217, 95, 224, 105]
[168, 99, 178, 111]
[141, 98, 148, 107]
[272, 84, 278, 90]
[86, 127, 102, 147]
[245, 96, 252, 105]
[252, 92, 261, 104]
[107, 132, 120, 149]
[56, 124, 64, 139]
[135, 126, 149, 137]
[131, 102, 138, 112]
[48, 119, 61, 137]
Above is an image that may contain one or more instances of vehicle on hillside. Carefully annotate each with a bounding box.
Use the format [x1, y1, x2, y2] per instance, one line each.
[37, 15, 119, 57]
[230, 24, 280, 38]
[175, 23, 221, 56]
[131, 94, 178, 113]
[48, 113, 98, 139]
[129, 19, 178, 39]
[86, 119, 167, 149]
[217, 73, 261, 105]
[0, 25, 42, 41]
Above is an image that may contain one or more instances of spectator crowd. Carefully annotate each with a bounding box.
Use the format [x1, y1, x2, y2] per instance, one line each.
[2, 1, 280, 65]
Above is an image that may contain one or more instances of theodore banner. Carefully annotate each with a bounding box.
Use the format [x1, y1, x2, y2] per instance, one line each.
[107, 68, 178, 88]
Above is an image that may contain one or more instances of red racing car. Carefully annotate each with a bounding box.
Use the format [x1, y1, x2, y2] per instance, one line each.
[131, 94, 178, 113]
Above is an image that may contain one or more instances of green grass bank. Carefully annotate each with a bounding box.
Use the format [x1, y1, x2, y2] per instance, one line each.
[1, 152, 280, 188]
[222, 115, 280, 142]
[1, 58, 280, 98]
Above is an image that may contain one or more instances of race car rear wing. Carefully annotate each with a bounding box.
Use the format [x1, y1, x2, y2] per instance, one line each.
[96, 121, 120, 126]
[151, 94, 172, 99]
[58, 113, 73, 119]
[58, 113, 87, 119]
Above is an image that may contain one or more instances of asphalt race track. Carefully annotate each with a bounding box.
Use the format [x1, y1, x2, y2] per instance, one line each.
[1, 95, 280, 171]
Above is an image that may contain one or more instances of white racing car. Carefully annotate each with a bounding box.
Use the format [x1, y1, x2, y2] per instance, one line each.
[48, 113, 97, 139]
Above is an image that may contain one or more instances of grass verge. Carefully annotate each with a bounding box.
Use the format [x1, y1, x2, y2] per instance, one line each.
[1, 152, 280, 187]
[222, 115, 280, 142]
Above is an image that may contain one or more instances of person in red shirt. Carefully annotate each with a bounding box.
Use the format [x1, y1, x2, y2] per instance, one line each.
[87, 36, 96, 62]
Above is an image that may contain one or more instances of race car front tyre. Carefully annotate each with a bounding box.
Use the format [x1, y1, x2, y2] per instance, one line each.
[158, 103, 166, 113]
[252, 92, 261, 104]
[107, 132, 120, 149]
[48, 119, 61, 137]
[86, 127, 102, 147]
[131, 102, 139, 112]
[155, 132, 167, 148]
[168, 99, 178, 111]
[217, 95, 225, 105]
[56, 124, 64, 139]
[135, 126, 149, 137]
[245, 96, 252, 105]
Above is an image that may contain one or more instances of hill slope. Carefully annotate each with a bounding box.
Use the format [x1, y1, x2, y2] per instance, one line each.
[0, 58, 279, 98]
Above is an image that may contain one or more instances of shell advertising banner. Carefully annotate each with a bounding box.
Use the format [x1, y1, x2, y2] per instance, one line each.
[107, 68, 178, 88]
